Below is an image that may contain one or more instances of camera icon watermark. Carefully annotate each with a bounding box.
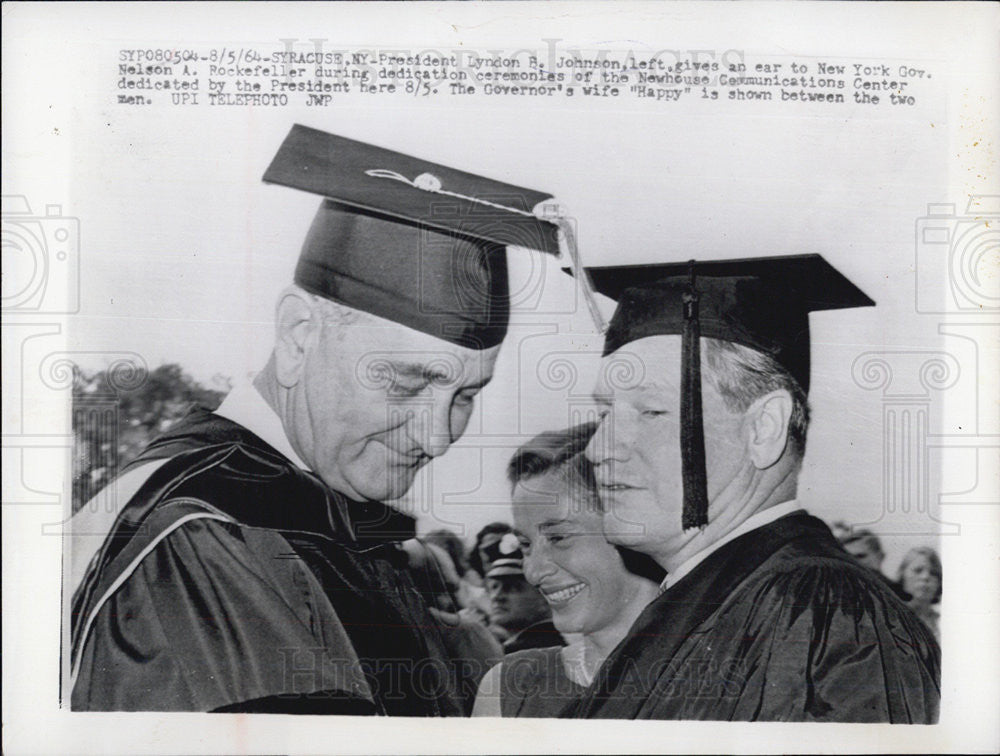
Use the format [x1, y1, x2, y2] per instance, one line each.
[914, 195, 999, 314]
[2, 195, 80, 314]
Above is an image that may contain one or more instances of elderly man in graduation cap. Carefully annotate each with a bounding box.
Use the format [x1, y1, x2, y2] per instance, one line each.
[69, 125, 565, 714]
[565, 256, 940, 722]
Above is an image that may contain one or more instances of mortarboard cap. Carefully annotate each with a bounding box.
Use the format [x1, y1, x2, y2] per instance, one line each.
[586, 254, 874, 530]
[263, 125, 562, 349]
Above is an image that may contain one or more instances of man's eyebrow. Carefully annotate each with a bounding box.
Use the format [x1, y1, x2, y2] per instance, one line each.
[591, 392, 613, 406]
[538, 517, 572, 529]
[389, 361, 445, 382]
[388, 359, 491, 389]
[637, 379, 673, 395]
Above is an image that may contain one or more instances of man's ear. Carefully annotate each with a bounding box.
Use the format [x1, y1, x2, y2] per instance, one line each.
[274, 287, 318, 388]
[746, 389, 793, 469]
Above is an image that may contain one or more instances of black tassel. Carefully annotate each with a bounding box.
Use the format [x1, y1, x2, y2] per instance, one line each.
[681, 261, 709, 530]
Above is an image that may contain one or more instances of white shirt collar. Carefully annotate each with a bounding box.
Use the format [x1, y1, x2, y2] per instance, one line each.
[659, 500, 804, 594]
[213, 380, 310, 471]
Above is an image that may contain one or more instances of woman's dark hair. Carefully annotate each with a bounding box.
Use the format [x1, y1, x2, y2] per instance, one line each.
[506, 421, 598, 494]
[468, 521, 514, 578]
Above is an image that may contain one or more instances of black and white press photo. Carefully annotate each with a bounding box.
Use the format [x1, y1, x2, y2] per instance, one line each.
[3, 2, 998, 754]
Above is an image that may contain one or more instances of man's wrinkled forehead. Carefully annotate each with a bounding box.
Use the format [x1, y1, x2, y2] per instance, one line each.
[336, 306, 500, 352]
[592, 335, 682, 399]
[333, 309, 501, 381]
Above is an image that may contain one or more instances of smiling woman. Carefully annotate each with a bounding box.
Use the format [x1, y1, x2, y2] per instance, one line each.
[472, 423, 662, 718]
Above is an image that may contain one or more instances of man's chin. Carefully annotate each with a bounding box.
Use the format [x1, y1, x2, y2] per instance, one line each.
[602, 512, 650, 547]
[344, 471, 417, 503]
[383, 475, 420, 502]
[604, 529, 649, 550]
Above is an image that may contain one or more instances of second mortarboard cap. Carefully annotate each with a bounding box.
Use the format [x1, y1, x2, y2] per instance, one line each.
[263, 125, 562, 349]
[586, 254, 874, 530]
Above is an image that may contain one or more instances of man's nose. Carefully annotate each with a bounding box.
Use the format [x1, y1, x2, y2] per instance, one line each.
[523, 546, 556, 586]
[585, 427, 604, 466]
[406, 400, 453, 458]
[586, 414, 625, 467]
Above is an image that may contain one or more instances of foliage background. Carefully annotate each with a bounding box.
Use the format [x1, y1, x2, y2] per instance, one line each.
[71, 363, 230, 513]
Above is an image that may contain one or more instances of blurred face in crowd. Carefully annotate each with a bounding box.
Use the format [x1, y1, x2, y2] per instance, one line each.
[901, 552, 941, 606]
[844, 538, 884, 572]
[514, 469, 653, 638]
[279, 295, 500, 501]
[585, 336, 747, 561]
[486, 575, 550, 633]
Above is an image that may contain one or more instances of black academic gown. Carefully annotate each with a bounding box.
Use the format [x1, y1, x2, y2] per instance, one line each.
[565, 512, 940, 722]
[70, 409, 474, 715]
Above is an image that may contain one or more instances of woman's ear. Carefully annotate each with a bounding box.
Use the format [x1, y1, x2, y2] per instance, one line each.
[746, 389, 793, 469]
[274, 287, 318, 388]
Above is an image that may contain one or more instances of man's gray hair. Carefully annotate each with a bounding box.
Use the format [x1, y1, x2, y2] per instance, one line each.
[703, 338, 810, 457]
[290, 285, 375, 332]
